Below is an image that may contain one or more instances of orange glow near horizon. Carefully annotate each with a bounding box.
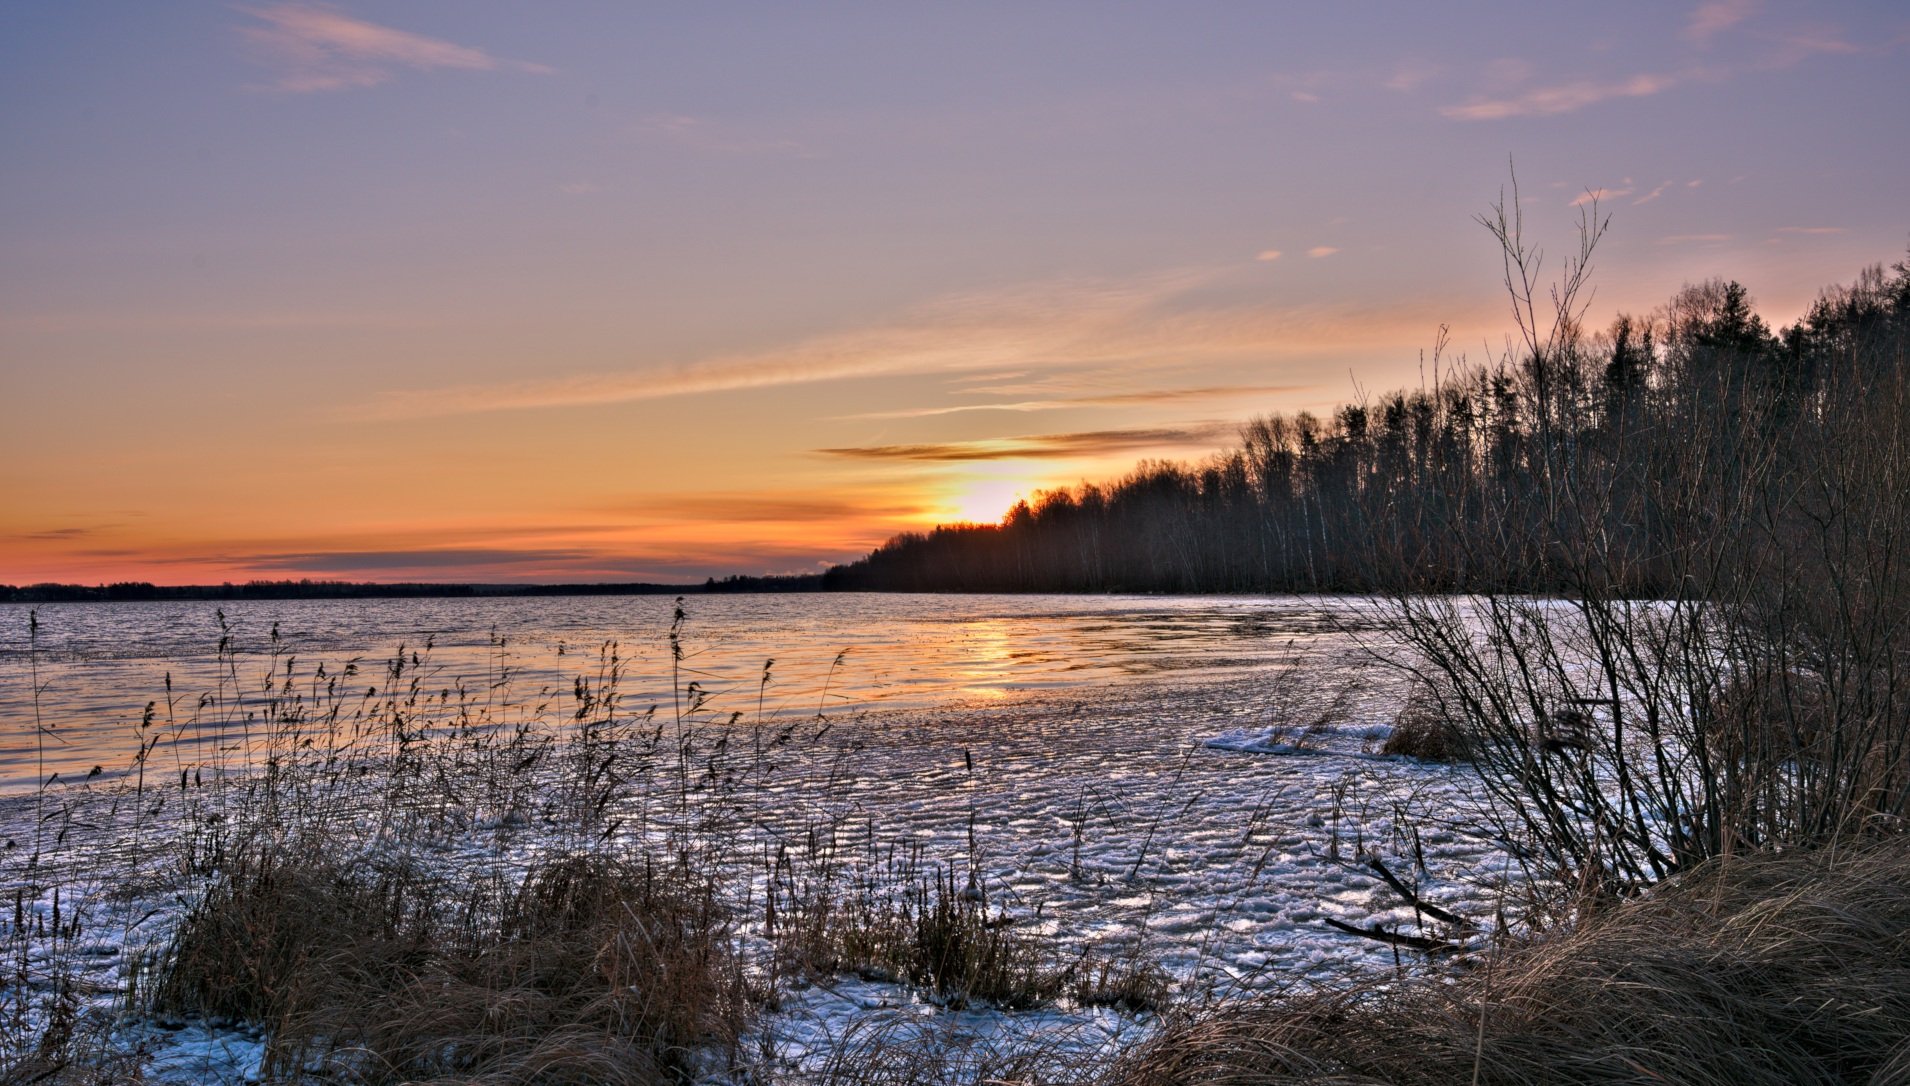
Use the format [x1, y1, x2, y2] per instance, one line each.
[4, 4, 1902, 587]
[948, 480, 1027, 527]
[2, 451, 1142, 584]
[0, 504, 934, 586]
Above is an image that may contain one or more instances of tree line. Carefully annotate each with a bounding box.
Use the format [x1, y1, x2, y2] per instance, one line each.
[0, 580, 699, 603]
[825, 251, 1910, 598]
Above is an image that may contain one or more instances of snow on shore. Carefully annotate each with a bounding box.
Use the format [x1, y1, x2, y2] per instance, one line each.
[1, 653, 1507, 1082]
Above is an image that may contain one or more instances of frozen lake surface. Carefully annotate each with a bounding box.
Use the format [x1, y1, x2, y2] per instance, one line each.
[0, 594, 1507, 1081]
[1, 592, 1394, 792]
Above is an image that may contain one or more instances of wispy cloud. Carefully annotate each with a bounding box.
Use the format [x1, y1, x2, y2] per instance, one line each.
[1256, 249, 1283, 262]
[355, 276, 1197, 420]
[1762, 28, 1864, 61]
[946, 371, 1120, 399]
[1443, 9, 1890, 122]
[948, 370, 1029, 386]
[841, 401, 1088, 420]
[837, 384, 1311, 421]
[1307, 246, 1339, 258]
[236, 3, 550, 93]
[18, 526, 110, 542]
[223, 543, 846, 582]
[817, 424, 1239, 463]
[608, 493, 931, 524]
[242, 547, 596, 573]
[1632, 181, 1673, 205]
[1442, 72, 1681, 120]
[354, 274, 1455, 421]
[1658, 233, 1734, 244]
[1687, 0, 1755, 45]
[1571, 184, 1635, 207]
[1775, 226, 1847, 235]
[49, 510, 898, 582]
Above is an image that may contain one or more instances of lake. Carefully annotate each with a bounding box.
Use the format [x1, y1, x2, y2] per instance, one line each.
[0, 592, 1387, 793]
[0, 591, 1507, 1080]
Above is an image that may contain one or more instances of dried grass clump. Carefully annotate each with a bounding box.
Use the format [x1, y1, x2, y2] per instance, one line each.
[149, 840, 441, 1033]
[150, 847, 746, 1085]
[1107, 836, 1910, 1086]
[817, 1011, 1101, 1086]
[1378, 690, 1473, 763]
[1071, 951, 1173, 1014]
[780, 864, 1068, 1011]
[336, 852, 745, 1086]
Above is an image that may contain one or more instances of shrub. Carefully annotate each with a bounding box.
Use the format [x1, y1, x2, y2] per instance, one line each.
[1108, 837, 1910, 1085]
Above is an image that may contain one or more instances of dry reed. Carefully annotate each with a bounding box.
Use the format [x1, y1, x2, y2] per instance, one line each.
[1107, 836, 1910, 1086]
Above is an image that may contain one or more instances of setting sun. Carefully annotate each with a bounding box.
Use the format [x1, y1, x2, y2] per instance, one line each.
[948, 478, 1030, 526]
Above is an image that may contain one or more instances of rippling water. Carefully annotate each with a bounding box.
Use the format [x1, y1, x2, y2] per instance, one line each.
[0, 592, 1384, 792]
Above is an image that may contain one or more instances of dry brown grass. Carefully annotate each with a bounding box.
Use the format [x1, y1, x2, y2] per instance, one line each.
[815, 1011, 1105, 1086]
[1105, 836, 1910, 1086]
[776, 859, 1071, 1011]
[1377, 688, 1474, 763]
[149, 841, 442, 1035]
[1071, 950, 1173, 1014]
[150, 845, 747, 1085]
[360, 854, 743, 1085]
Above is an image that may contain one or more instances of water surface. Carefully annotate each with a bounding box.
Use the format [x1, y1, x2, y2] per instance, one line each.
[0, 592, 1381, 792]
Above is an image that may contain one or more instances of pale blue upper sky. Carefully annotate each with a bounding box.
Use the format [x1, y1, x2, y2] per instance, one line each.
[3, 2, 1906, 582]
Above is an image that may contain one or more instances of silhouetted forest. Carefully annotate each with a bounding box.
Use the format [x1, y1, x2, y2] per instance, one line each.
[826, 252, 1910, 597]
[14, 251, 1903, 607]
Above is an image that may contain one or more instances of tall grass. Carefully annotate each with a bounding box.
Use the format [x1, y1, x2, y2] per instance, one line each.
[776, 838, 1171, 1022]
[0, 604, 1176, 1084]
[0, 609, 119, 1085]
[1108, 837, 1910, 1086]
[151, 841, 747, 1085]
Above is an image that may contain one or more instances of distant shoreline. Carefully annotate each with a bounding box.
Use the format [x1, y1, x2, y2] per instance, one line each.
[0, 574, 828, 603]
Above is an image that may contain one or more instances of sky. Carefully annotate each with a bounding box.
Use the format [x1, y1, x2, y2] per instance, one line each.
[3, 1, 1906, 584]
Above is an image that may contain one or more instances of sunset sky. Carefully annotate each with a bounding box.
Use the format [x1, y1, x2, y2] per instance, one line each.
[3, 2, 1905, 584]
